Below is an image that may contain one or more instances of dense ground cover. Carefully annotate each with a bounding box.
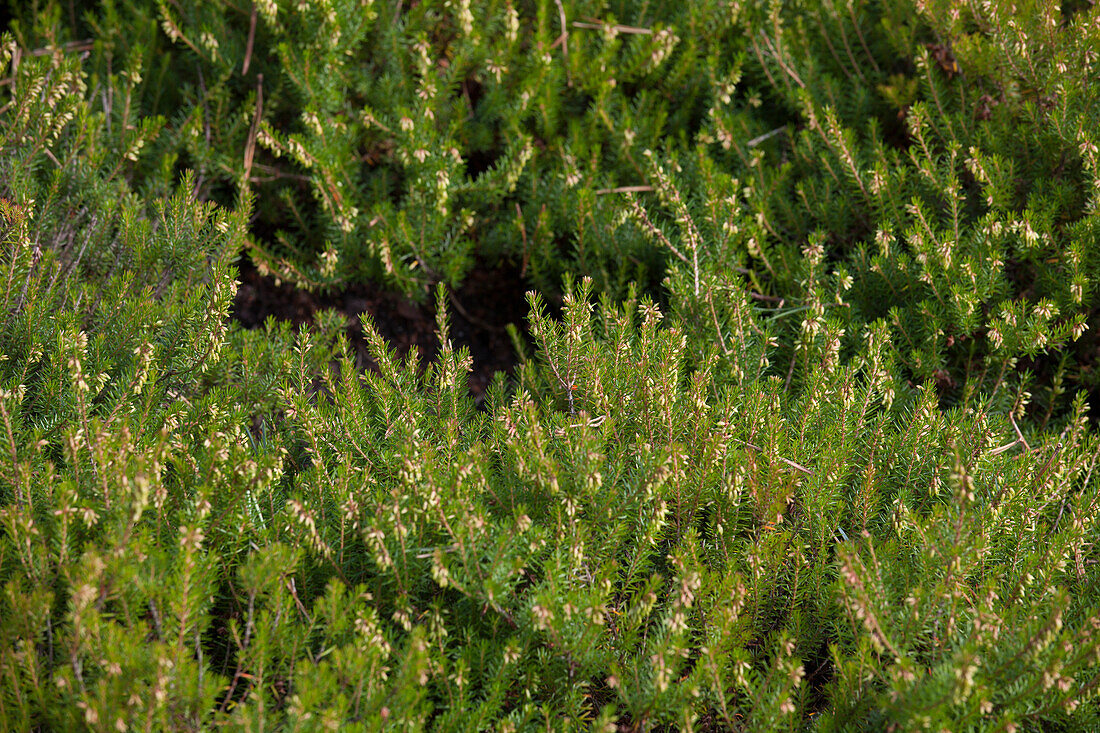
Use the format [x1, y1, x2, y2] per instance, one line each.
[3, 0, 1100, 730]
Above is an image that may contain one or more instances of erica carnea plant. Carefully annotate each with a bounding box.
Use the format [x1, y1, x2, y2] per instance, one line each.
[6, 0, 746, 298]
[4, 1, 1100, 730]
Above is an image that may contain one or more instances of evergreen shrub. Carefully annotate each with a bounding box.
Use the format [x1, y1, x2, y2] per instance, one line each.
[6, 0, 745, 298]
[3, 1, 1100, 730]
[10, 0, 1100, 420]
[708, 0, 1100, 425]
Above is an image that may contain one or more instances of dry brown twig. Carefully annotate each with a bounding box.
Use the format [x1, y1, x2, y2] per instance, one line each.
[242, 4, 258, 75]
[595, 185, 653, 195]
[554, 0, 572, 86]
[989, 413, 1032, 456]
[732, 438, 814, 475]
[572, 21, 652, 35]
[242, 74, 264, 189]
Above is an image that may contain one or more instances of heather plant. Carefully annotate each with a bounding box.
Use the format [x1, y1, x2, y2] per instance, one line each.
[7, 208, 1100, 728]
[6, 0, 746, 298]
[0, 39, 255, 729]
[697, 0, 1100, 424]
[5, 1, 1100, 731]
[9, 0, 1100, 425]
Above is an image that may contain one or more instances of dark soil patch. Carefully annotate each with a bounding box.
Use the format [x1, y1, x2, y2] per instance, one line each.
[231, 257, 532, 403]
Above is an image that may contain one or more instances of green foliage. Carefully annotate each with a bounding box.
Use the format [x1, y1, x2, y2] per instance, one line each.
[7, 0, 745, 298]
[699, 0, 1100, 423]
[4, 0, 1100, 730]
[12, 0, 1100, 418]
